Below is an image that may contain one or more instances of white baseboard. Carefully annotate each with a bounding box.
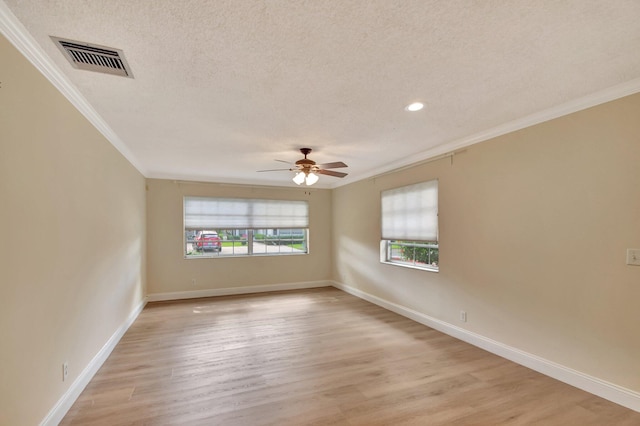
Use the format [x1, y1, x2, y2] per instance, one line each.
[147, 280, 332, 302]
[39, 280, 638, 424]
[331, 280, 640, 413]
[39, 281, 328, 425]
[39, 298, 148, 426]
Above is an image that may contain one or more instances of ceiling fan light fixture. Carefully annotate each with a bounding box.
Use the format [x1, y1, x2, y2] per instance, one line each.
[305, 172, 319, 186]
[293, 172, 306, 185]
[405, 102, 424, 112]
[260, 148, 347, 185]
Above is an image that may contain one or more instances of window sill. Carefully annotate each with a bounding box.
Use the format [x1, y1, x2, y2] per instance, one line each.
[185, 252, 309, 260]
[380, 260, 439, 273]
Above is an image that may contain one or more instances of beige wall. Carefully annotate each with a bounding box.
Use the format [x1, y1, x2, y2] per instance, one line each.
[3, 24, 640, 423]
[0, 35, 147, 425]
[332, 93, 640, 392]
[146, 179, 331, 295]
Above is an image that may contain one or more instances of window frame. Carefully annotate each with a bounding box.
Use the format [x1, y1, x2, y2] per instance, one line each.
[380, 180, 439, 272]
[380, 240, 439, 272]
[183, 196, 310, 259]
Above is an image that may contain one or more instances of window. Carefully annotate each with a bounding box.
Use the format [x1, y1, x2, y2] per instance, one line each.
[184, 197, 309, 258]
[380, 180, 439, 271]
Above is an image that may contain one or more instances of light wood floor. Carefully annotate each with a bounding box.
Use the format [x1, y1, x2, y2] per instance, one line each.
[61, 287, 640, 425]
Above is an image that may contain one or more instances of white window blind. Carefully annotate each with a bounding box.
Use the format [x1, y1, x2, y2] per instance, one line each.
[184, 197, 309, 230]
[381, 179, 438, 241]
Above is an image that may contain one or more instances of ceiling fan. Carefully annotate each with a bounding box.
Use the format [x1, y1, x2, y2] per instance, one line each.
[258, 148, 348, 186]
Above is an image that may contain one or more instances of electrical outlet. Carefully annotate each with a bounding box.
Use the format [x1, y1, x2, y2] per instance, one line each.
[62, 362, 68, 381]
[626, 249, 640, 266]
[460, 310, 467, 322]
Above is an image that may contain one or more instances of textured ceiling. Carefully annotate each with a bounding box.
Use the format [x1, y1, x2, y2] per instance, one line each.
[2, 0, 640, 188]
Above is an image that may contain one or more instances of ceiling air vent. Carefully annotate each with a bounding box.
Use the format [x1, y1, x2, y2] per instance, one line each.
[51, 36, 133, 78]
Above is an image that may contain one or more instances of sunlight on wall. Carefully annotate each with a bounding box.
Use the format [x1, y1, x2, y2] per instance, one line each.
[337, 237, 379, 283]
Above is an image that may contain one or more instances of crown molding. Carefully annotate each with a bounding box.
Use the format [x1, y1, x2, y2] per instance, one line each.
[331, 77, 640, 188]
[0, 1, 147, 176]
[4, 0, 640, 189]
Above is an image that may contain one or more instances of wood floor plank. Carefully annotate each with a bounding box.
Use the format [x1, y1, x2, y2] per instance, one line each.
[60, 288, 640, 425]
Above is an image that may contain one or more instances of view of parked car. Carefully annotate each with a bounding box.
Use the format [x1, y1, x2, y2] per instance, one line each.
[193, 231, 222, 252]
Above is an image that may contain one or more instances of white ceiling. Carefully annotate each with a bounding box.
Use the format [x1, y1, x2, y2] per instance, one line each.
[2, 1, 640, 188]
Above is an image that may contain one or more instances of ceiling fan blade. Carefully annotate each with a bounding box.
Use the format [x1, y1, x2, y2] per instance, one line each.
[317, 169, 348, 178]
[274, 159, 293, 165]
[257, 168, 294, 172]
[317, 161, 348, 169]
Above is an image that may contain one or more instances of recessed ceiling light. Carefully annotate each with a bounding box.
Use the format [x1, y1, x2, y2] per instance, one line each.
[405, 102, 424, 112]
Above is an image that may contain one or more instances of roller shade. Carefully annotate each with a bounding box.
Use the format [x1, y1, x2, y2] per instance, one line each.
[381, 179, 438, 241]
[184, 197, 309, 230]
